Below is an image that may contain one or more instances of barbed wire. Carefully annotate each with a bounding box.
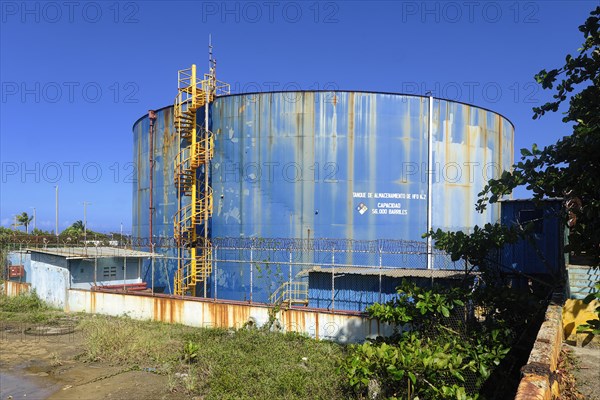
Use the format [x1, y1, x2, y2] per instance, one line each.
[1, 234, 458, 256]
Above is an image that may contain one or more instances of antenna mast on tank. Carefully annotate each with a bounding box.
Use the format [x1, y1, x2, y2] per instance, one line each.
[208, 34, 213, 71]
[208, 34, 217, 87]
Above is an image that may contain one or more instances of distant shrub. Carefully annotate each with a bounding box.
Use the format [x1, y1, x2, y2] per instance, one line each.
[0, 290, 48, 312]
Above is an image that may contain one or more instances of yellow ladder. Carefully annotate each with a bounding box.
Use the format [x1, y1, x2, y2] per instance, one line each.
[173, 64, 228, 296]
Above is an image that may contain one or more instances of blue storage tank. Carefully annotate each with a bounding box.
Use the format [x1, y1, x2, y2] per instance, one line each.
[210, 92, 512, 241]
[132, 107, 180, 292]
[132, 91, 514, 296]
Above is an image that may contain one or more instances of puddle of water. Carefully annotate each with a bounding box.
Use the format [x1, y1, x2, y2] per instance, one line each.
[0, 371, 59, 400]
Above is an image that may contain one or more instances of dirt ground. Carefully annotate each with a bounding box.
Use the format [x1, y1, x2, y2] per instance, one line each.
[567, 343, 600, 400]
[0, 321, 187, 400]
[4, 320, 596, 400]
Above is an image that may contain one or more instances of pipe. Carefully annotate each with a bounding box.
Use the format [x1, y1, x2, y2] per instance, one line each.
[427, 95, 433, 270]
[151, 243, 155, 295]
[204, 66, 211, 298]
[148, 110, 157, 249]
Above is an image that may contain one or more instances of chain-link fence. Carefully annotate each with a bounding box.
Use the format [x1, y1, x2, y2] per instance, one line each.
[206, 237, 476, 311]
[2, 235, 550, 314]
[0, 234, 551, 399]
[1, 235, 479, 312]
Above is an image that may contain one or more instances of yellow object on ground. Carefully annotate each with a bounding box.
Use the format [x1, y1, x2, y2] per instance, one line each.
[563, 298, 599, 341]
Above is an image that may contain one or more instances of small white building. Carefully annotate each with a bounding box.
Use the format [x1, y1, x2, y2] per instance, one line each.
[8, 247, 159, 308]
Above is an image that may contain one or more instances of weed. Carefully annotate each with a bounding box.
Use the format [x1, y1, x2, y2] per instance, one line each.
[0, 291, 61, 323]
[183, 340, 200, 364]
[0, 290, 48, 312]
[50, 352, 63, 367]
[166, 370, 177, 393]
[183, 365, 198, 394]
[78, 315, 186, 366]
[181, 328, 345, 400]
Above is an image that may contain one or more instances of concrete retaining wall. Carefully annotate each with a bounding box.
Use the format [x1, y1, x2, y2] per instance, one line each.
[66, 289, 393, 343]
[3, 280, 393, 343]
[514, 299, 563, 400]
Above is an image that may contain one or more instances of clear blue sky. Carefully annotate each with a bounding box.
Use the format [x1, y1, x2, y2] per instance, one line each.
[0, 1, 595, 233]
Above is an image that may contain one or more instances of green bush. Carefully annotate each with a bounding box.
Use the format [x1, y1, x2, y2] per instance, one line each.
[340, 281, 530, 399]
[0, 290, 48, 312]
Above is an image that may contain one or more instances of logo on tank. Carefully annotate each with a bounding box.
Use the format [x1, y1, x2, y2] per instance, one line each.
[356, 203, 368, 215]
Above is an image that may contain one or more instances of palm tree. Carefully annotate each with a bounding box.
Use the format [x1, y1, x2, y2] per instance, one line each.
[16, 212, 33, 234]
[71, 220, 85, 232]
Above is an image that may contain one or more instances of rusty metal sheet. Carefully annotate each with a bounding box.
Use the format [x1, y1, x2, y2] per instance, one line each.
[4, 280, 31, 296]
[132, 106, 180, 292]
[211, 92, 430, 242]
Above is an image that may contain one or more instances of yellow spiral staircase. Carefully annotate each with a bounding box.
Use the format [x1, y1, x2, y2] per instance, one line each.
[173, 64, 228, 296]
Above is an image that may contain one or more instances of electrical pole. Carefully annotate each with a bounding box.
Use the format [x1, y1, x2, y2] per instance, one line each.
[55, 186, 59, 238]
[83, 201, 92, 244]
[31, 207, 36, 232]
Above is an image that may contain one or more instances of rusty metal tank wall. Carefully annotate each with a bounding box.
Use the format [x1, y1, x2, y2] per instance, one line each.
[132, 91, 514, 295]
[210, 92, 513, 242]
[132, 106, 181, 292]
[431, 99, 513, 234]
[211, 92, 429, 241]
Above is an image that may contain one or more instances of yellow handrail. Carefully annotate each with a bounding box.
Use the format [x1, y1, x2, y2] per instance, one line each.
[174, 244, 213, 291]
[173, 63, 229, 296]
[174, 134, 214, 175]
[173, 190, 214, 238]
[269, 282, 309, 305]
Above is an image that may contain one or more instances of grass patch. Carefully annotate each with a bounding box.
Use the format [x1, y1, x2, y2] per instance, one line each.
[0, 290, 347, 398]
[78, 315, 191, 366]
[0, 290, 62, 323]
[77, 315, 346, 399]
[183, 328, 345, 400]
[0, 290, 48, 312]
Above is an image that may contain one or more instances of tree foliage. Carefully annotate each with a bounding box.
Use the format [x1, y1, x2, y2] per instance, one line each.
[59, 220, 107, 240]
[340, 281, 538, 399]
[15, 212, 33, 234]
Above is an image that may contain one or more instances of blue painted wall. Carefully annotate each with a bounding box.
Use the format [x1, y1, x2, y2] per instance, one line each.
[500, 199, 564, 277]
[308, 271, 464, 312]
[7, 251, 144, 306]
